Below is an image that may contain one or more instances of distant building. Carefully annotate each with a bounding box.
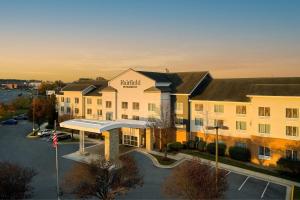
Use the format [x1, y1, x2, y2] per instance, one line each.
[46, 90, 56, 96]
[4, 83, 18, 89]
[29, 81, 42, 89]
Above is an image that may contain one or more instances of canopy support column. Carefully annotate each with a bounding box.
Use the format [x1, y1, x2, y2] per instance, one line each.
[102, 128, 119, 161]
[146, 127, 154, 151]
[79, 130, 85, 154]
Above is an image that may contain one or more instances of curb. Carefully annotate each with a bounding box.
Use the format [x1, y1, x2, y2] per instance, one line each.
[26, 132, 39, 139]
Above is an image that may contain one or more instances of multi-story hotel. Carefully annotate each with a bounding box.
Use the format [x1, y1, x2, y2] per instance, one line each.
[56, 68, 300, 166]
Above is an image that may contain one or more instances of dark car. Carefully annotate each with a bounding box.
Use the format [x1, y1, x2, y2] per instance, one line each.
[1, 119, 18, 125]
[48, 132, 71, 141]
[14, 114, 28, 120]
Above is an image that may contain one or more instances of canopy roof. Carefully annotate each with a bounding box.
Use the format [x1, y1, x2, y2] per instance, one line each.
[60, 119, 152, 133]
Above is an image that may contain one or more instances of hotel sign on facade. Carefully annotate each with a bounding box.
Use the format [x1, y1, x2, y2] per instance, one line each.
[120, 80, 141, 88]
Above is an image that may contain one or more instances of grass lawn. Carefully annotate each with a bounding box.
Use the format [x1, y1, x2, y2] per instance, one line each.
[181, 149, 300, 183]
[150, 154, 177, 165]
[294, 186, 300, 200]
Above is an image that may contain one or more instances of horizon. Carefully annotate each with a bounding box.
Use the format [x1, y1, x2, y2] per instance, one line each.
[1, 0, 300, 81]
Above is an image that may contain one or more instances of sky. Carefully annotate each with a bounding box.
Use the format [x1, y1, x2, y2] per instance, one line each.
[0, 0, 300, 82]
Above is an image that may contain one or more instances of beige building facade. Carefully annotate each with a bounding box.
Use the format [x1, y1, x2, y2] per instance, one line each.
[56, 69, 300, 166]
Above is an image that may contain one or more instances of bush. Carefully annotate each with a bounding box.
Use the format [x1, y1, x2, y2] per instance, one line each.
[186, 140, 196, 149]
[229, 146, 251, 162]
[196, 140, 206, 152]
[167, 142, 183, 152]
[206, 142, 227, 156]
[277, 158, 300, 175]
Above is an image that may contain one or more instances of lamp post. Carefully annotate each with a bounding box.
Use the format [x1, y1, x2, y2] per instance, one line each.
[206, 122, 228, 191]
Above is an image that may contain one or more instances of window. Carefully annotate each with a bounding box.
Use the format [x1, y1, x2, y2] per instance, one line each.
[148, 103, 156, 112]
[74, 108, 79, 114]
[258, 124, 271, 134]
[258, 107, 270, 117]
[286, 126, 299, 137]
[122, 102, 128, 109]
[286, 150, 298, 161]
[97, 109, 102, 116]
[87, 109, 92, 115]
[122, 114, 128, 119]
[66, 107, 71, 114]
[75, 98, 79, 104]
[132, 115, 139, 120]
[61, 97, 64, 102]
[258, 146, 271, 159]
[87, 98, 92, 104]
[195, 118, 203, 126]
[195, 103, 203, 112]
[235, 142, 247, 148]
[175, 102, 183, 114]
[60, 106, 64, 112]
[236, 121, 247, 131]
[66, 97, 70, 103]
[236, 105, 246, 115]
[214, 119, 224, 127]
[123, 135, 138, 147]
[106, 101, 112, 108]
[132, 102, 139, 110]
[214, 104, 224, 113]
[106, 112, 113, 120]
[286, 108, 299, 118]
[175, 117, 184, 127]
[97, 99, 102, 106]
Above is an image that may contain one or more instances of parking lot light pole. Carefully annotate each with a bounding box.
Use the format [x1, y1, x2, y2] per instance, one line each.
[206, 123, 228, 191]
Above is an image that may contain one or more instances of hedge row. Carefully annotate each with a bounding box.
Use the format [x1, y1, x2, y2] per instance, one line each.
[229, 146, 251, 162]
[277, 158, 300, 176]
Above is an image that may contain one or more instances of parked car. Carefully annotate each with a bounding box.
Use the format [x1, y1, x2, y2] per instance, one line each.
[1, 119, 18, 125]
[48, 132, 71, 141]
[14, 114, 28, 120]
[38, 129, 54, 137]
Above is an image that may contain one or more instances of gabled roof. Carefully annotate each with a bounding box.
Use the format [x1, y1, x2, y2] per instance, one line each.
[144, 86, 172, 93]
[102, 86, 117, 92]
[62, 83, 94, 91]
[137, 70, 208, 94]
[191, 77, 300, 102]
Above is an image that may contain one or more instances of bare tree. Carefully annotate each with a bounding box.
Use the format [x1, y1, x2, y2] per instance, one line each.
[148, 104, 174, 158]
[0, 161, 37, 199]
[62, 155, 143, 200]
[163, 160, 227, 200]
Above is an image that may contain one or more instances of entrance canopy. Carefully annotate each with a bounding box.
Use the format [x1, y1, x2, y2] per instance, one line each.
[60, 119, 153, 133]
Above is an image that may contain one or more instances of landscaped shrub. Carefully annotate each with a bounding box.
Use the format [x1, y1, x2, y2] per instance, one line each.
[196, 140, 206, 152]
[167, 142, 183, 152]
[229, 146, 251, 162]
[186, 140, 196, 149]
[206, 142, 227, 156]
[277, 158, 300, 176]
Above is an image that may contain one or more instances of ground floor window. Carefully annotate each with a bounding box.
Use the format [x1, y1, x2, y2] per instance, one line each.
[195, 118, 203, 126]
[106, 112, 113, 120]
[286, 150, 298, 160]
[258, 146, 271, 159]
[123, 135, 138, 146]
[175, 117, 184, 128]
[235, 142, 247, 148]
[122, 114, 128, 119]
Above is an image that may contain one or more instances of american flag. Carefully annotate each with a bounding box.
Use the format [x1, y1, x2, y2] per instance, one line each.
[52, 132, 58, 148]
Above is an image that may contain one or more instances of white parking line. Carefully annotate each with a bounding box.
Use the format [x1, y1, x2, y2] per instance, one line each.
[260, 182, 270, 199]
[225, 171, 231, 176]
[238, 176, 250, 191]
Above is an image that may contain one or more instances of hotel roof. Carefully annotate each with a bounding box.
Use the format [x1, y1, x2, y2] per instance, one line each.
[62, 83, 94, 91]
[191, 77, 300, 102]
[138, 71, 209, 94]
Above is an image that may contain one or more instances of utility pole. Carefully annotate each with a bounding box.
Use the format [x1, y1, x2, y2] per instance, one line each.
[32, 90, 35, 132]
[54, 120, 60, 200]
[206, 123, 228, 192]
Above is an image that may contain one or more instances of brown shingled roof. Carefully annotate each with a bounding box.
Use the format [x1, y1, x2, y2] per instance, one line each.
[192, 77, 300, 102]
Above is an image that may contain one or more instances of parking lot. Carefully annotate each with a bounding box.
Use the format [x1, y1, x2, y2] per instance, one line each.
[0, 121, 288, 200]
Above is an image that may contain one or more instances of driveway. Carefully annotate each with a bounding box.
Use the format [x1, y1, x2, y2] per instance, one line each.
[0, 121, 78, 199]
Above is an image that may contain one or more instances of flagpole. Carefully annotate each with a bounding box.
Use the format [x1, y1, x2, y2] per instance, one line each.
[54, 120, 60, 200]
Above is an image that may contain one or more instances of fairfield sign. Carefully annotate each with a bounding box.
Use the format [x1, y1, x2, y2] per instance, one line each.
[120, 80, 141, 88]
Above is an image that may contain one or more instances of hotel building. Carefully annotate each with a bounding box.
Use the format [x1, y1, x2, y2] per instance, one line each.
[56, 69, 300, 166]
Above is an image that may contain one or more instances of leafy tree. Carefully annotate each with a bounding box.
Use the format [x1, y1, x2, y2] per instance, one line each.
[46, 94, 57, 128]
[163, 160, 227, 200]
[63, 155, 143, 200]
[11, 96, 31, 110]
[0, 161, 37, 199]
[28, 97, 49, 128]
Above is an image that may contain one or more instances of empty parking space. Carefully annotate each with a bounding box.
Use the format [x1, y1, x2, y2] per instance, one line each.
[225, 171, 286, 200]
